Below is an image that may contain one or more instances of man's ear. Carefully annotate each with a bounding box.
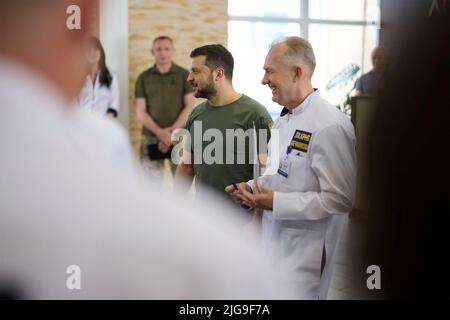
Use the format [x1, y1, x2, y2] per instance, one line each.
[293, 66, 302, 82]
[215, 67, 225, 81]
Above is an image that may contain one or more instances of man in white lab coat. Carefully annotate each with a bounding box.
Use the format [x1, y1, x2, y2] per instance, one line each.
[226, 36, 357, 299]
[0, 0, 291, 299]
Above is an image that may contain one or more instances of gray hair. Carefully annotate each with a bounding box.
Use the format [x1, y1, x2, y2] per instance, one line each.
[271, 36, 316, 77]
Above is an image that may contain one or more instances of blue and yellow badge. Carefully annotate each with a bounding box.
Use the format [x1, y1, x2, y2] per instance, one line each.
[290, 130, 312, 153]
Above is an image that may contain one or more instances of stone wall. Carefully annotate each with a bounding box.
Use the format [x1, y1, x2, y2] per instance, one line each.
[128, 0, 228, 153]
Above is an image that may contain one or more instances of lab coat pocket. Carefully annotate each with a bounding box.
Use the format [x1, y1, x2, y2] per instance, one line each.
[279, 227, 323, 291]
[283, 154, 308, 189]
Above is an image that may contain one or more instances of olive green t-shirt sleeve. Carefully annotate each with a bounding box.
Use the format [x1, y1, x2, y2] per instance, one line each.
[184, 113, 194, 153]
[253, 112, 273, 155]
[135, 73, 146, 98]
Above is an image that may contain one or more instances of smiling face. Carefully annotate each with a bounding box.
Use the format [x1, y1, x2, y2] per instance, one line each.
[187, 55, 217, 100]
[151, 39, 175, 66]
[261, 44, 295, 108]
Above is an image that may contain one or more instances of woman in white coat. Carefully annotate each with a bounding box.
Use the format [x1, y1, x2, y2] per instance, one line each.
[79, 37, 119, 118]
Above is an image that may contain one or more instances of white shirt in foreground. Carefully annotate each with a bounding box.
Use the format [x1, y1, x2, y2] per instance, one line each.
[0, 59, 292, 299]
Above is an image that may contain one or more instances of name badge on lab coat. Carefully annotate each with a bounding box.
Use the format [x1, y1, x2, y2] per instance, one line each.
[278, 147, 292, 178]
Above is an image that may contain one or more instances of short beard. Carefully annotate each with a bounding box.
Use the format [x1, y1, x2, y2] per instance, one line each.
[194, 74, 217, 100]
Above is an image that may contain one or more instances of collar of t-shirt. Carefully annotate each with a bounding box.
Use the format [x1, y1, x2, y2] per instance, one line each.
[150, 63, 177, 75]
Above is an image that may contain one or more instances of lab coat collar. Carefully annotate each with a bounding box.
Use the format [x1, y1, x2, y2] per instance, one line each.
[279, 89, 319, 117]
[291, 89, 319, 116]
[85, 72, 100, 87]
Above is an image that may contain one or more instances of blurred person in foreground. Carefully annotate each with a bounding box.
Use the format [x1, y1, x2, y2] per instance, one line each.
[0, 0, 291, 299]
[226, 37, 356, 299]
[357, 7, 449, 300]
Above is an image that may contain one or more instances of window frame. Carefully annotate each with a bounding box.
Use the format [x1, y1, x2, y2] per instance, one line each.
[228, 0, 380, 74]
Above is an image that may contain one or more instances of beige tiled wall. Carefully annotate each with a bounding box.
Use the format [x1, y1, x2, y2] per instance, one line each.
[128, 0, 228, 154]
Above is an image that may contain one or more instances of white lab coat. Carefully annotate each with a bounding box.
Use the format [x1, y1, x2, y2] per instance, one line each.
[78, 72, 119, 116]
[249, 90, 356, 299]
[0, 59, 292, 299]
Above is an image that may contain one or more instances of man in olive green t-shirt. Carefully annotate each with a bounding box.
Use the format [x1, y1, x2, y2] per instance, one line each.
[135, 36, 194, 181]
[175, 44, 272, 215]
